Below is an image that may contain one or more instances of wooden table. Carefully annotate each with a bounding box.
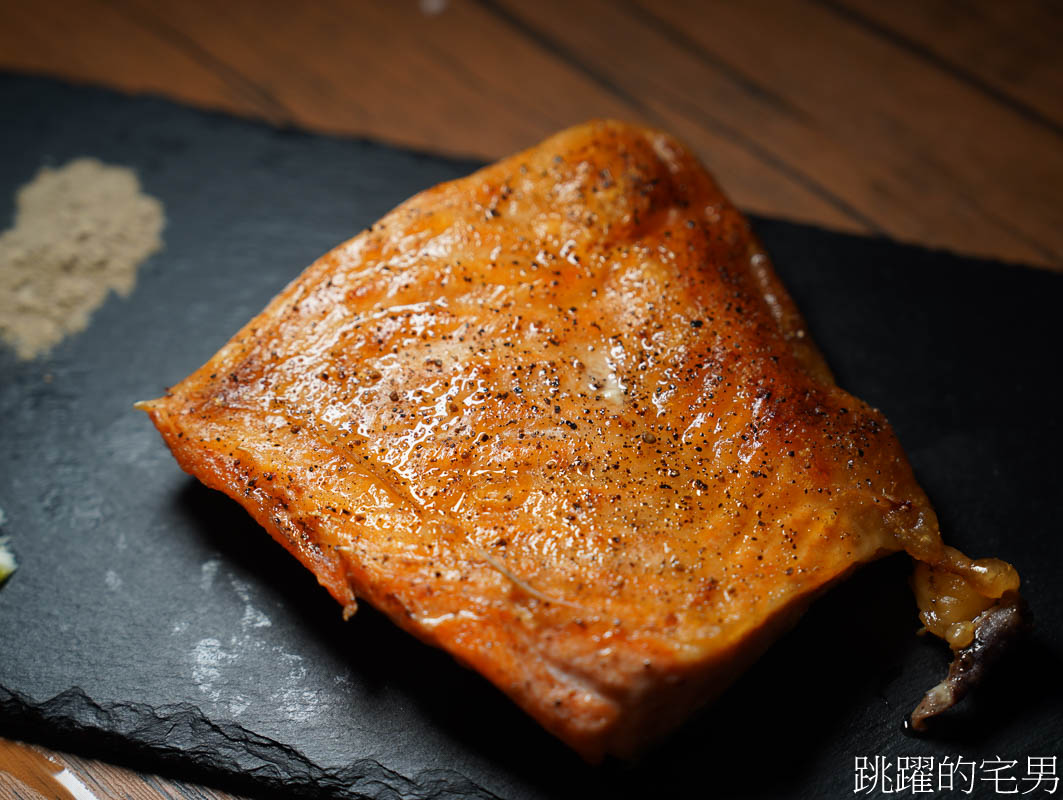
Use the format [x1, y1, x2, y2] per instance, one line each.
[3, 0, 1061, 270]
[1, 0, 1060, 797]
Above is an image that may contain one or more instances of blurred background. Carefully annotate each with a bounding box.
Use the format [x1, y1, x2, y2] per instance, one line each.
[1, 0, 1060, 269]
[1, 1, 1060, 798]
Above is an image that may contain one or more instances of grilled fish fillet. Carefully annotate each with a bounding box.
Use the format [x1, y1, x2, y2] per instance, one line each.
[141, 121, 1021, 761]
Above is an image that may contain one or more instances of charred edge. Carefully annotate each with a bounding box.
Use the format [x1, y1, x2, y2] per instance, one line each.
[910, 592, 1028, 732]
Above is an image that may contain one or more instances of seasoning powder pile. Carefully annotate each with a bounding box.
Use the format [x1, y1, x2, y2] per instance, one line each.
[0, 158, 164, 360]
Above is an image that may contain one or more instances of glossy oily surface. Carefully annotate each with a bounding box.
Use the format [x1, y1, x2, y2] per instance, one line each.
[142, 120, 1017, 761]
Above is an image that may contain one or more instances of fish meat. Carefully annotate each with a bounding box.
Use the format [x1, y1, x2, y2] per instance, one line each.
[140, 121, 1022, 761]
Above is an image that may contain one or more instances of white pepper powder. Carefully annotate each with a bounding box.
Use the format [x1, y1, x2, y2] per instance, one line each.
[0, 158, 164, 360]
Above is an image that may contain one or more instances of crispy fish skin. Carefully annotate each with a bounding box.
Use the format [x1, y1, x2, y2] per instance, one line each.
[141, 121, 1019, 761]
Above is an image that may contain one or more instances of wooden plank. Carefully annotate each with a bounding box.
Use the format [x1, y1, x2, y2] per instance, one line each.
[483, 0, 876, 233]
[0, 0, 634, 157]
[105, 0, 864, 231]
[833, 0, 1063, 132]
[0, 738, 241, 800]
[0, 0, 1058, 265]
[0, 0, 280, 124]
[0, 0, 867, 235]
[620, 0, 1063, 267]
[108, 0, 628, 155]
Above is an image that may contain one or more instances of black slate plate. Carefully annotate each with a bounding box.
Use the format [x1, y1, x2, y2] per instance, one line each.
[1, 74, 1060, 800]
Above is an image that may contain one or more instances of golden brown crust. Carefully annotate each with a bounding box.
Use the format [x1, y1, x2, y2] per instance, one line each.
[142, 120, 1017, 759]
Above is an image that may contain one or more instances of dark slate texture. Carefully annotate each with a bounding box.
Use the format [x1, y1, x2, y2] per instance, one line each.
[0, 74, 1060, 800]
